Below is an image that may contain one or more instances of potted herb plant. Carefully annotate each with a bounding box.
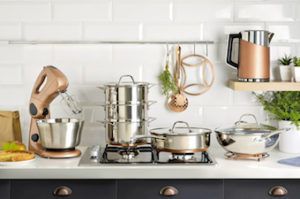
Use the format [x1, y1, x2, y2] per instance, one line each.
[257, 92, 300, 153]
[278, 55, 292, 81]
[293, 56, 300, 82]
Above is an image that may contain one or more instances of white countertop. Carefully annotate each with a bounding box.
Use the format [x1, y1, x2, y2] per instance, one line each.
[1, 146, 300, 179]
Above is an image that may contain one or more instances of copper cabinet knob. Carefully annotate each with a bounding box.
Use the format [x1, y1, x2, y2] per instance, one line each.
[53, 186, 72, 197]
[160, 186, 179, 196]
[268, 186, 288, 197]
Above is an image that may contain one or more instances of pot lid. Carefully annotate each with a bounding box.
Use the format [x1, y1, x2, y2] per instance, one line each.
[103, 75, 150, 87]
[215, 114, 277, 135]
[150, 121, 211, 136]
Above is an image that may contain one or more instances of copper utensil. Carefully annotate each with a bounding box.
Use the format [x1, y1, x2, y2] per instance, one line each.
[167, 45, 188, 112]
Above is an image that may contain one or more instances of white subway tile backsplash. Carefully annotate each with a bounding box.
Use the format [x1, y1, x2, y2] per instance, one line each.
[0, 2, 50, 22]
[173, 0, 233, 22]
[143, 23, 203, 41]
[266, 23, 300, 42]
[235, 3, 295, 22]
[0, 64, 22, 84]
[83, 22, 140, 40]
[0, 23, 21, 40]
[270, 44, 293, 62]
[0, 0, 299, 146]
[0, 45, 23, 63]
[0, 86, 26, 106]
[203, 23, 265, 42]
[203, 106, 265, 127]
[113, 0, 171, 22]
[53, 1, 112, 22]
[23, 22, 82, 41]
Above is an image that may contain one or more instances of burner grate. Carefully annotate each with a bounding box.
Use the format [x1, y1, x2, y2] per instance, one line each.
[225, 151, 269, 161]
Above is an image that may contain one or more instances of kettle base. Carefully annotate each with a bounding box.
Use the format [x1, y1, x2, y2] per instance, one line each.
[238, 78, 269, 82]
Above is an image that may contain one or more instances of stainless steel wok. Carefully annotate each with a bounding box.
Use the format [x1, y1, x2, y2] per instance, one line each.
[215, 114, 288, 155]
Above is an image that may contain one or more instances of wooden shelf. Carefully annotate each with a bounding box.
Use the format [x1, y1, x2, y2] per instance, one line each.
[229, 80, 300, 91]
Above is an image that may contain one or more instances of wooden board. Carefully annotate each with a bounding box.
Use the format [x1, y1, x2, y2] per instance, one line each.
[229, 80, 300, 91]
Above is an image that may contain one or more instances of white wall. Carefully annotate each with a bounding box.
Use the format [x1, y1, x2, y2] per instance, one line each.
[0, 0, 299, 146]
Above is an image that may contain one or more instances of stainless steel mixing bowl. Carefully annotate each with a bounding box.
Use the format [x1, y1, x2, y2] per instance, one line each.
[36, 118, 84, 150]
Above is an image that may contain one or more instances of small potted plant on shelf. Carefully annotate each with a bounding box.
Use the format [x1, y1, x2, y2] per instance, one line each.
[278, 55, 293, 81]
[293, 56, 300, 82]
[256, 92, 300, 153]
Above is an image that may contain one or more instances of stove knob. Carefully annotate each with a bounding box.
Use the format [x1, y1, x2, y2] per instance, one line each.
[90, 145, 100, 159]
[160, 186, 179, 197]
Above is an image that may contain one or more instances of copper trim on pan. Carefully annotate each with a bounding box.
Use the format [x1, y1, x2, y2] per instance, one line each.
[239, 40, 270, 80]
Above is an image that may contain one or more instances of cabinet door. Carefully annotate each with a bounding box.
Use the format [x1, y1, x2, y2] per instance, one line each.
[117, 180, 223, 199]
[0, 180, 10, 199]
[225, 180, 300, 199]
[11, 180, 116, 199]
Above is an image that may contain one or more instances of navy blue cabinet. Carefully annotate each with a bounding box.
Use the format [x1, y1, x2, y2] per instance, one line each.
[118, 180, 223, 199]
[11, 180, 116, 199]
[0, 180, 10, 199]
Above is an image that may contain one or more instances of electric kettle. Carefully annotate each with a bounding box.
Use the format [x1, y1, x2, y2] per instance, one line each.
[226, 30, 274, 82]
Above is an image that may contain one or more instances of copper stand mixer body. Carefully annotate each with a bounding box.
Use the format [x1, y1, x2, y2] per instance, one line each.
[29, 66, 81, 158]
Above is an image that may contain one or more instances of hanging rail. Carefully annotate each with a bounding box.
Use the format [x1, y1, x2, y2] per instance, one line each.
[6, 40, 214, 45]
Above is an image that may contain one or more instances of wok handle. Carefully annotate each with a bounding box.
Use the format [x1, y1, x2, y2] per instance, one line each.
[171, 121, 192, 133]
[263, 128, 291, 139]
[118, 75, 135, 85]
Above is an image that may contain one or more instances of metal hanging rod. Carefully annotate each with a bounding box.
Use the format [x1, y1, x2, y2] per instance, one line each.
[5, 40, 214, 45]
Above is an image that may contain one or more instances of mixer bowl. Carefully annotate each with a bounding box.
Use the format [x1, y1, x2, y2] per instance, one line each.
[36, 118, 84, 150]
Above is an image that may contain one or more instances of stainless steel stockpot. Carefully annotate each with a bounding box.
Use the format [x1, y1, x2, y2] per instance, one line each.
[215, 114, 288, 155]
[98, 75, 153, 105]
[142, 121, 211, 153]
[36, 118, 84, 149]
[100, 118, 154, 146]
[102, 101, 155, 122]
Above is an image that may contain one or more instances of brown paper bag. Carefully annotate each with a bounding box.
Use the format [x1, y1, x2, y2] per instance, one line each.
[0, 111, 22, 146]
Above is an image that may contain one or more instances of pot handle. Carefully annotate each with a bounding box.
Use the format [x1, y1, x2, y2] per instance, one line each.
[171, 121, 192, 133]
[118, 75, 135, 85]
[130, 135, 166, 144]
[235, 114, 258, 126]
[263, 128, 291, 138]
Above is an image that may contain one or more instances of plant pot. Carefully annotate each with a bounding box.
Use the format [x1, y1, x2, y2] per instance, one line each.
[278, 120, 300, 153]
[293, 67, 300, 82]
[279, 65, 292, 81]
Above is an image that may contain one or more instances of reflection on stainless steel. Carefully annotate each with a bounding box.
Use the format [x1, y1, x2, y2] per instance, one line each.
[150, 121, 211, 153]
[36, 118, 84, 149]
[100, 119, 154, 145]
[98, 75, 153, 105]
[241, 30, 274, 47]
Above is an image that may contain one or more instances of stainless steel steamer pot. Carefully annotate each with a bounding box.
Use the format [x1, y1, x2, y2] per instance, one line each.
[133, 121, 211, 153]
[215, 114, 288, 155]
[98, 75, 153, 104]
[102, 101, 155, 122]
[100, 118, 154, 146]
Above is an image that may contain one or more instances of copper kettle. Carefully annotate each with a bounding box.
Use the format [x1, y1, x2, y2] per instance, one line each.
[226, 30, 274, 82]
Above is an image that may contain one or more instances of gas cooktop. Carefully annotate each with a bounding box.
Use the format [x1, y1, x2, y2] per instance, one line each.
[79, 145, 217, 166]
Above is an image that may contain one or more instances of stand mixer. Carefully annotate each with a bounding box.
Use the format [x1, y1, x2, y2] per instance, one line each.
[29, 66, 82, 158]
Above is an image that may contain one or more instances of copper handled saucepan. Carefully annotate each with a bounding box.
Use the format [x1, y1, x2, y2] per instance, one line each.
[131, 121, 211, 153]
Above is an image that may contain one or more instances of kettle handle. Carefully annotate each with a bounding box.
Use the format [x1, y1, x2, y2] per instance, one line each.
[226, 33, 240, 69]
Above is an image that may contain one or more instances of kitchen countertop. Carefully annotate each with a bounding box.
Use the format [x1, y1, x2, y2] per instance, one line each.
[1, 146, 300, 179]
